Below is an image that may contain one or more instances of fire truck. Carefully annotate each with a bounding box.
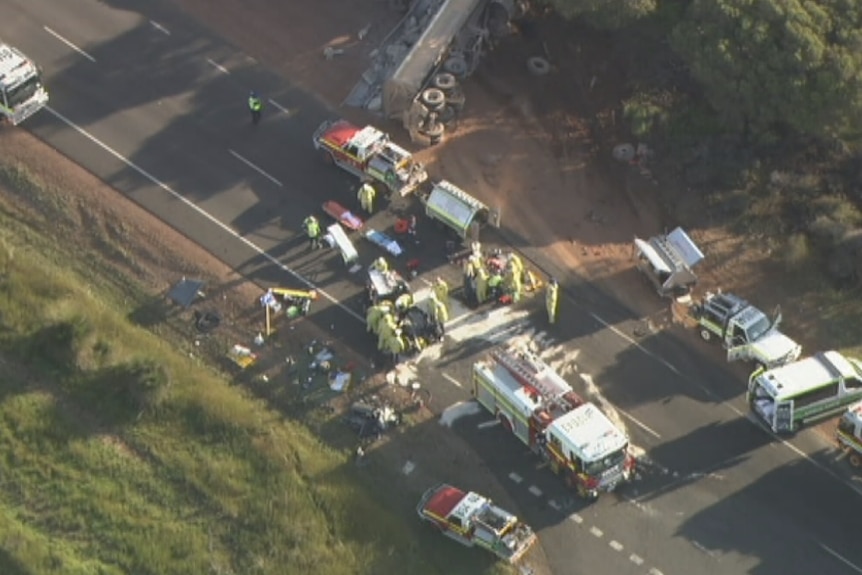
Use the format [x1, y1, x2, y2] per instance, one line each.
[312, 119, 428, 196]
[0, 43, 49, 125]
[417, 483, 537, 563]
[837, 401, 862, 469]
[471, 346, 635, 499]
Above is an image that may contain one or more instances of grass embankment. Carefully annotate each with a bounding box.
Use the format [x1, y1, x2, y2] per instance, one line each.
[0, 163, 509, 575]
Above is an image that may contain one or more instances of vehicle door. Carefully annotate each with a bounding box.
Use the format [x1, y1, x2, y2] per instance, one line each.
[773, 400, 794, 433]
[726, 320, 751, 361]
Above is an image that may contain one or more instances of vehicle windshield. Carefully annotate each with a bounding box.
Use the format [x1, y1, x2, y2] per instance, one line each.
[748, 315, 772, 341]
[584, 447, 627, 475]
[838, 416, 855, 437]
[6, 75, 42, 108]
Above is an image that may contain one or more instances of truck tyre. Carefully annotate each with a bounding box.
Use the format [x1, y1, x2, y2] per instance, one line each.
[433, 72, 457, 92]
[320, 150, 334, 164]
[421, 88, 446, 111]
[699, 328, 712, 342]
[527, 56, 550, 76]
[850, 453, 862, 468]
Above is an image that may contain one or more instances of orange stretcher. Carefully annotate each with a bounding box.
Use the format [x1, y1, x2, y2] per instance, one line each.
[322, 200, 364, 231]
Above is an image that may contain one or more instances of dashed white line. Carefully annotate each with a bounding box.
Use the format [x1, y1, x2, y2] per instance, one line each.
[441, 373, 463, 388]
[43, 26, 96, 62]
[528, 485, 542, 497]
[149, 20, 171, 35]
[609, 540, 623, 552]
[547, 499, 561, 511]
[228, 149, 283, 187]
[267, 99, 292, 115]
[508, 472, 523, 484]
[619, 409, 662, 439]
[648, 568, 664, 575]
[43, 106, 363, 322]
[569, 513, 583, 524]
[629, 554, 644, 565]
[477, 419, 500, 429]
[821, 543, 862, 574]
[589, 526, 603, 538]
[206, 58, 230, 74]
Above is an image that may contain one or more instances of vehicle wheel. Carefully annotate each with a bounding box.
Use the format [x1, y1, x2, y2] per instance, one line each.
[420, 122, 445, 145]
[497, 412, 513, 433]
[438, 105, 456, 124]
[432, 72, 457, 92]
[527, 56, 550, 76]
[321, 150, 334, 164]
[564, 473, 575, 489]
[421, 88, 446, 111]
[699, 328, 712, 342]
[850, 453, 862, 468]
[443, 55, 468, 77]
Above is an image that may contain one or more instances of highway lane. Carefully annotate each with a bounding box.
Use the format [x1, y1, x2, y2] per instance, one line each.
[4, 1, 862, 574]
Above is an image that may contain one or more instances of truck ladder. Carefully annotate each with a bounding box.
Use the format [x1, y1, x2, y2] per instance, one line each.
[491, 348, 560, 400]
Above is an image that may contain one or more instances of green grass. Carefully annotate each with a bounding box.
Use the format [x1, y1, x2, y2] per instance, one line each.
[0, 164, 512, 575]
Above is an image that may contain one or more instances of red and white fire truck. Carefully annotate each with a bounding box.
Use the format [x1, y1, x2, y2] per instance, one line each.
[312, 119, 428, 196]
[472, 346, 635, 499]
[417, 483, 537, 563]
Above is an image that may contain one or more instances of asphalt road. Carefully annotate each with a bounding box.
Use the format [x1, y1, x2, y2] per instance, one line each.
[4, 1, 862, 574]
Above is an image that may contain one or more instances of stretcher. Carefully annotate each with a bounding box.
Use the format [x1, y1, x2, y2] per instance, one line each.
[324, 222, 359, 266]
[365, 229, 403, 257]
[322, 200, 364, 231]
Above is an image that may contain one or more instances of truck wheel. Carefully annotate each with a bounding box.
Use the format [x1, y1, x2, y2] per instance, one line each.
[421, 88, 446, 111]
[320, 150, 334, 164]
[850, 453, 862, 468]
[433, 72, 457, 92]
[699, 328, 712, 342]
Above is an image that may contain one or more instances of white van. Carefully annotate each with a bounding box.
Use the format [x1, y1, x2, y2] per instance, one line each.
[747, 351, 862, 433]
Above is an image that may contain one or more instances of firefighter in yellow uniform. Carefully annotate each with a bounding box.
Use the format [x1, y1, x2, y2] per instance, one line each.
[357, 181, 376, 214]
[546, 279, 559, 324]
[395, 292, 413, 314]
[433, 277, 449, 312]
[371, 256, 389, 273]
[366, 304, 384, 334]
[475, 267, 489, 304]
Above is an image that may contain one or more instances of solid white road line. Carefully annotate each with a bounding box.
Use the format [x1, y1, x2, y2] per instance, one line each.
[228, 149, 283, 187]
[267, 99, 292, 115]
[528, 485, 542, 497]
[43, 26, 96, 62]
[206, 58, 230, 74]
[44, 105, 364, 323]
[508, 472, 523, 484]
[441, 373, 462, 388]
[149, 20, 171, 35]
[619, 409, 662, 439]
[821, 543, 862, 574]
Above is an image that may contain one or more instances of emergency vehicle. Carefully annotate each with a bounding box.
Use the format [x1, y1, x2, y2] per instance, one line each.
[417, 483, 537, 563]
[0, 43, 49, 125]
[421, 180, 498, 241]
[312, 119, 428, 196]
[472, 346, 634, 499]
[692, 291, 801, 368]
[633, 227, 704, 297]
[837, 401, 862, 469]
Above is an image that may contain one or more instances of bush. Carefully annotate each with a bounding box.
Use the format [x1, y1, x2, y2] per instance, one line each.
[784, 234, 810, 271]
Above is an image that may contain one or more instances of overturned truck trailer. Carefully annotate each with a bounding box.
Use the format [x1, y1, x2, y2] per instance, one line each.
[383, 0, 496, 119]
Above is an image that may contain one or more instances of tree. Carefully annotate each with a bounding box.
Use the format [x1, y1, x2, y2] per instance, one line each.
[671, 0, 862, 141]
[547, 0, 657, 29]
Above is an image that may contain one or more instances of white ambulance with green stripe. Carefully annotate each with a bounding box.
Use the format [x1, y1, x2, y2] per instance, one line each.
[747, 351, 862, 434]
[0, 44, 48, 126]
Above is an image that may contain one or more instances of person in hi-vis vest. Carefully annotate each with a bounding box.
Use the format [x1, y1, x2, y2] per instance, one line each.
[546, 278, 559, 324]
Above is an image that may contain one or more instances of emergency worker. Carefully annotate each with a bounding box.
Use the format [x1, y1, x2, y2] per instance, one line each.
[371, 257, 389, 273]
[395, 292, 413, 314]
[546, 278, 559, 324]
[366, 305, 383, 334]
[303, 215, 321, 249]
[508, 253, 524, 277]
[476, 267, 489, 304]
[426, 292, 440, 323]
[248, 91, 263, 124]
[433, 277, 449, 312]
[357, 181, 376, 214]
[505, 266, 523, 303]
[487, 273, 504, 300]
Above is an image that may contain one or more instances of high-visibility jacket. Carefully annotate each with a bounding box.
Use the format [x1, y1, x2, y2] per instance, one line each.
[304, 217, 320, 238]
[546, 283, 559, 323]
[249, 96, 262, 111]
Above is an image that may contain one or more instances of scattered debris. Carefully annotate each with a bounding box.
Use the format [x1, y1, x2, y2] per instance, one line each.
[357, 24, 372, 41]
[345, 400, 403, 438]
[193, 309, 221, 333]
[526, 56, 550, 76]
[401, 460, 416, 475]
[167, 277, 206, 308]
[228, 344, 257, 369]
[323, 46, 345, 60]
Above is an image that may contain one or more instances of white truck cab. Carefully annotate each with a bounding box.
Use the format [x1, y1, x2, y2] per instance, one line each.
[694, 292, 801, 368]
[0, 44, 49, 125]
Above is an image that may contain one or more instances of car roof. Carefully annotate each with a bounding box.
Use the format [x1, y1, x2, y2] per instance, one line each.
[0, 44, 36, 88]
[756, 351, 854, 398]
